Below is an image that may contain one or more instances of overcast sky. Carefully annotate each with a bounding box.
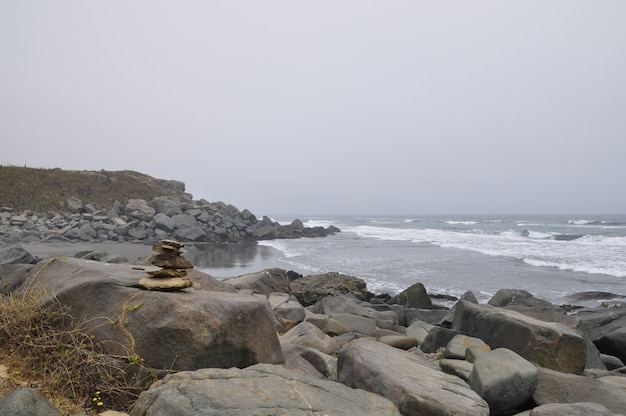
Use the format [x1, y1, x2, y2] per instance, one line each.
[1, 2, 625, 216]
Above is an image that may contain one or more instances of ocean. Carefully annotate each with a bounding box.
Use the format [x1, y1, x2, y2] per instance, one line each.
[191, 214, 626, 308]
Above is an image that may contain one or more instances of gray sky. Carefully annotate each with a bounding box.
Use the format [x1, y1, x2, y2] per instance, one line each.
[1, 1, 625, 216]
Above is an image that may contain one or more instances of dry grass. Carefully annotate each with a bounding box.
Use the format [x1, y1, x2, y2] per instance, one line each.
[0, 165, 184, 213]
[0, 285, 157, 414]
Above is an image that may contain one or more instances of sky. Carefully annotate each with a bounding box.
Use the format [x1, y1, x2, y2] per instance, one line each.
[1, 1, 625, 216]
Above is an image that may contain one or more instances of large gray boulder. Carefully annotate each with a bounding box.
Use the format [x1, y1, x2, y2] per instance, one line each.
[0, 388, 62, 416]
[452, 301, 587, 374]
[338, 339, 489, 416]
[468, 348, 538, 416]
[224, 268, 290, 296]
[130, 363, 401, 416]
[533, 367, 626, 414]
[290, 272, 368, 306]
[20, 256, 284, 371]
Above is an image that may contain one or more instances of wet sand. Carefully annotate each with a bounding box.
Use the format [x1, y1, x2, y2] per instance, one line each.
[20, 241, 291, 279]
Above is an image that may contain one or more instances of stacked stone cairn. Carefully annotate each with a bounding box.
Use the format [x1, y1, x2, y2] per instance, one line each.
[137, 239, 193, 291]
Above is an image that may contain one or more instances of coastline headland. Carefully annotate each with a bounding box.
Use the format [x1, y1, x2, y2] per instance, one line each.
[0, 167, 339, 245]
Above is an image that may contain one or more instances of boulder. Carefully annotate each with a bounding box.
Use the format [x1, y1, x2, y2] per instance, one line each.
[313, 295, 397, 330]
[468, 348, 538, 416]
[67, 196, 84, 213]
[290, 272, 368, 306]
[281, 343, 338, 380]
[0, 263, 34, 294]
[330, 312, 377, 336]
[525, 402, 619, 416]
[595, 326, 626, 363]
[153, 213, 176, 233]
[420, 326, 459, 354]
[223, 268, 290, 296]
[388, 281, 433, 309]
[149, 196, 182, 216]
[445, 334, 491, 359]
[74, 250, 129, 263]
[268, 292, 305, 332]
[533, 366, 626, 414]
[378, 335, 419, 350]
[405, 319, 434, 344]
[440, 358, 473, 382]
[305, 312, 349, 336]
[173, 226, 207, 242]
[338, 339, 490, 416]
[280, 321, 339, 355]
[452, 301, 587, 374]
[20, 256, 284, 371]
[124, 199, 156, 221]
[0, 245, 40, 264]
[576, 303, 626, 342]
[0, 388, 62, 416]
[130, 363, 401, 416]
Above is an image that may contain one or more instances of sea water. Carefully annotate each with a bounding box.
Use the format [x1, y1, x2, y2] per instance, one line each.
[256, 214, 626, 306]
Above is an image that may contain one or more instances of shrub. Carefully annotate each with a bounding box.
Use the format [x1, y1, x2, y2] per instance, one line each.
[0, 284, 157, 414]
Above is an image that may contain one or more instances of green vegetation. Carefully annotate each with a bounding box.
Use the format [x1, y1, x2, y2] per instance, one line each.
[0, 284, 156, 414]
[0, 165, 185, 213]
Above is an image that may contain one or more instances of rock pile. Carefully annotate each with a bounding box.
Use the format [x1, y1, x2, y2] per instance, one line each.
[1, 248, 625, 416]
[137, 240, 193, 291]
[0, 197, 340, 244]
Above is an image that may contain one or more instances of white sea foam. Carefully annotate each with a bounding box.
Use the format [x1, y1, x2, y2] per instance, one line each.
[445, 220, 478, 225]
[345, 223, 626, 279]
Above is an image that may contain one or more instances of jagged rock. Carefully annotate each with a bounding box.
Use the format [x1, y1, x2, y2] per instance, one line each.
[0, 263, 34, 294]
[338, 339, 490, 415]
[67, 196, 84, 213]
[452, 301, 587, 374]
[153, 213, 176, 233]
[0, 388, 62, 416]
[290, 272, 368, 306]
[330, 312, 377, 336]
[130, 364, 401, 416]
[468, 348, 538, 416]
[20, 256, 284, 371]
[387, 281, 433, 309]
[533, 367, 626, 414]
[124, 199, 156, 220]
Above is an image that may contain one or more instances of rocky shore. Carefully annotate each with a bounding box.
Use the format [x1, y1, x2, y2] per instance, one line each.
[1, 244, 625, 415]
[0, 196, 339, 245]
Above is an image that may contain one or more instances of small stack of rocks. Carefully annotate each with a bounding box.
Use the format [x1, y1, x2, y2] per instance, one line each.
[137, 239, 193, 291]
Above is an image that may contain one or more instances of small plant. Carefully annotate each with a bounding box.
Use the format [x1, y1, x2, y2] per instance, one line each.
[0, 285, 158, 414]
